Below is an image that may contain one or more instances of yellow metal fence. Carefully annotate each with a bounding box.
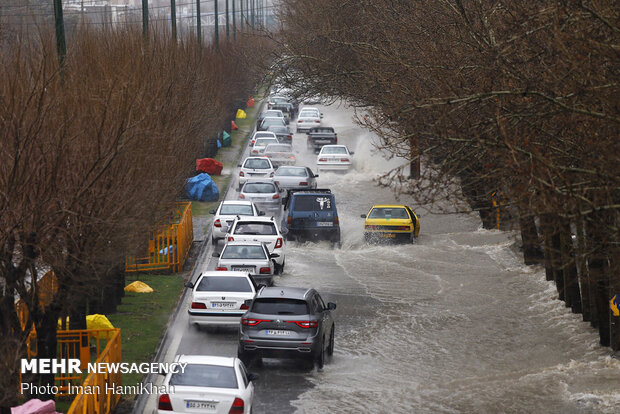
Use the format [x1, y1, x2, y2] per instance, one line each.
[125, 201, 194, 273]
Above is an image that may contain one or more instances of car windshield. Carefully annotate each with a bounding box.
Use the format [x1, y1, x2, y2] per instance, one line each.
[275, 167, 307, 177]
[219, 204, 254, 215]
[244, 159, 271, 169]
[321, 146, 347, 155]
[196, 276, 252, 292]
[243, 183, 276, 193]
[265, 145, 292, 153]
[254, 138, 278, 147]
[293, 195, 333, 211]
[234, 222, 277, 235]
[169, 364, 238, 389]
[368, 207, 410, 219]
[251, 298, 309, 315]
[221, 245, 267, 259]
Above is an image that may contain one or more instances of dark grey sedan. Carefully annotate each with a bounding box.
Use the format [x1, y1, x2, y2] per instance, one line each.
[237, 287, 336, 369]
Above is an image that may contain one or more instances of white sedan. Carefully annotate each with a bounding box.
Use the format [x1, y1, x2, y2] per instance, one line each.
[225, 216, 286, 274]
[185, 271, 260, 328]
[296, 108, 323, 132]
[237, 157, 275, 190]
[209, 201, 264, 245]
[316, 145, 354, 172]
[157, 355, 256, 414]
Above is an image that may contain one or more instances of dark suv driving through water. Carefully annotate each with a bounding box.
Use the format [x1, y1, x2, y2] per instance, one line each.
[281, 189, 341, 244]
[237, 287, 336, 369]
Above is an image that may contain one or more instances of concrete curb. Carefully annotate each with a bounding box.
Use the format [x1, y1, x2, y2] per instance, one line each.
[131, 99, 264, 414]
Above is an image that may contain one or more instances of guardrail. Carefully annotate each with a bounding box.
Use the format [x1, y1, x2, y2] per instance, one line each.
[125, 202, 194, 273]
[66, 329, 122, 414]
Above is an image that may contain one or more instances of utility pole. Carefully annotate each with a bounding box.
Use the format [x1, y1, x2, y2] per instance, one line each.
[142, 0, 148, 38]
[53, 0, 67, 73]
[225, 0, 229, 40]
[214, 0, 219, 48]
[196, 0, 202, 46]
[171, 0, 177, 41]
[232, 0, 236, 40]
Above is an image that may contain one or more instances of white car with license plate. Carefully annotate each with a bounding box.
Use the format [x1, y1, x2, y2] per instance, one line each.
[213, 241, 278, 281]
[238, 180, 283, 214]
[210, 201, 264, 245]
[250, 131, 277, 146]
[316, 145, 354, 172]
[263, 143, 296, 167]
[157, 354, 256, 414]
[185, 271, 262, 328]
[225, 217, 286, 274]
[296, 108, 323, 132]
[238, 157, 275, 190]
[250, 136, 280, 155]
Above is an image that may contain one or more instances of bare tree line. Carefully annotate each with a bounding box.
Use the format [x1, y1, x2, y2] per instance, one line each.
[0, 22, 270, 410]
[269, 0, 619, 350]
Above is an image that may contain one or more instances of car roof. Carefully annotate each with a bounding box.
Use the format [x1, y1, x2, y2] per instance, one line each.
[234, 216, 277, 223]
[301, 107, 319, 111]
[256, 286, 312, 300]
[262, 117, 284, 121]
[223, 241, 266, 247]
[371, 204, 408, 208]
[175, 355, 236, 367]
[243, 179, 275, 185]
[198, 271, 252, 278]
[321, 145, 347, 149]
[253, 131, 276, 137]
[220, 200, 253, 206]
[244, 156, 271, 160]
[265, 143, 292, 149]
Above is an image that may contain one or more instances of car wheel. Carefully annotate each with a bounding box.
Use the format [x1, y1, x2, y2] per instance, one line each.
[327, 325, 335, 356]
[238, 348, 254, 367]
[315, 338, 325, 369]
[211, 235, 217, 245]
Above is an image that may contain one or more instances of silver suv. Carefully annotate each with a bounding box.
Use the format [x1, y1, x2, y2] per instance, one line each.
[237, 287, 336, 369]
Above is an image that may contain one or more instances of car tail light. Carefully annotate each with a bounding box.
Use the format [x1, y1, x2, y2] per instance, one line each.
[365, 225, 375, 230]
[252, 149, 258, 154]
[397, 226, 410, 231]
[335, 135, 338, 144]
[334, 216, 339, 225]
[270, 172, 274, 177]
[239, 171, 245, 177]
[287, 216, 292, 225]
[259, 267, 271, 274]
[318, 158, 327, 162]
[158, 394, 173, 411]
[286, 320, 318, 328]
[216, 266, 227, 271]
[227, 236, 234, 241]
[229, 397, 244, 414]
[298, 120, 303, 123]
[191, 302, 207, 309]
[214, 219, 222, 228]
[240, 303, 249, 310]
[314, 120, 320, 123]
[238, 194, 245, 199]
[340, 158, 350, 162]
[299, 182, 308, 186]
[274, 237, 283, 249]
[251, 140, 255, 145]
[241, 318, 271, 326]
[272, 193, 280, 199]
[288, 135, 292, 139]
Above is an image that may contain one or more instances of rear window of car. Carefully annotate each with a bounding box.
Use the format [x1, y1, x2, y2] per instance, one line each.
[267, 126, 288, 133]
[262, 118, 284, 126]
[254, 138, 278, 147]
[233, 222, 277, 235]
[299, 111, 318, 118]
[369, 207, 409, 219]
[169, 364, 238, 389]
[219, 204, 254, 215]
[196, 276, 252, 292]
[251, 298, 309, 315]
[265, 145, 292, 153]
[320, 146, 347, 154]
[275, 167, 307, 177]
[243, 159, 271, 169]
[253, 132, 275, 139]
[292, 195, 333, 211]
[221, 245, 266, 259]
[243, 183, 276, 193]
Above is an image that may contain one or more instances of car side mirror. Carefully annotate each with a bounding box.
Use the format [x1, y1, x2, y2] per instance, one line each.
[237, 164, 242, 167]
[320, 113, 324, 118]
[314, 174, 319, 178]
[212, 252, 220, 257]
[360, 214, 366, 218]
[184, 281, 194, 289]
[270, 253, 280, 258]
[258, 211, 266, 216]
[247, 372, 259, 381]
[327, 302, 337, 310]
[209, 209, 216, 214]
[244, 299, 253, 307]
[350, 151, 355, 155]
[235, 188, 240, 192]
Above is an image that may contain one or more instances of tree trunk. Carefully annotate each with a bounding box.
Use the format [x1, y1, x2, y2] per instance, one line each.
[560, 221, 581, 313]
[31, 308, 60, 401]
[540, 214, 555, 282]
[518, 208, 543, 265]
[575, 215, 592, 322]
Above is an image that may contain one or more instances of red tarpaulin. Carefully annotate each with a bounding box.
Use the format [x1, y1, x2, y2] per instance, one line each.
[196, 158, 223, 175]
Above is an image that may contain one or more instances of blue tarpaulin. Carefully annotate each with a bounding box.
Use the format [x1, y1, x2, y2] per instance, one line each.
[185, 173, 220, 201]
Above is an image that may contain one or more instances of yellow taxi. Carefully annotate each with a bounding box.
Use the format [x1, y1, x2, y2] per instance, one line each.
[361, 204, 420, 243]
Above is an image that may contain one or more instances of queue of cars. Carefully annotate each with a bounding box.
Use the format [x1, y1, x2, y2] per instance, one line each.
[160, 95, 421, 413]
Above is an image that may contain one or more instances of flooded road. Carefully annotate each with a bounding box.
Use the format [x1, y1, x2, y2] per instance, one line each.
[148, 102, 620, 414]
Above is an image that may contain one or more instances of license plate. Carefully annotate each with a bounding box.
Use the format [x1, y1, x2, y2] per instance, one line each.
[315, 140, 331, 144]
[186, 401, 217, 410]
[381, 233, 396, 238]
[232, 266, 254, 272]
[211, 302, 236, 308]
[317, 222, 332, 227]
[266, 330, 291, 336]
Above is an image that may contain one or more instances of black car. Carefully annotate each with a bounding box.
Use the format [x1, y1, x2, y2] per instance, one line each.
[266, 125, 292, 144]
[281, 189, 341, 243]
[237, 286, 336, 369]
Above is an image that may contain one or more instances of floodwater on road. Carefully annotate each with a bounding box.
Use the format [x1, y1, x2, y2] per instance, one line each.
[153, 101, 620, 414]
